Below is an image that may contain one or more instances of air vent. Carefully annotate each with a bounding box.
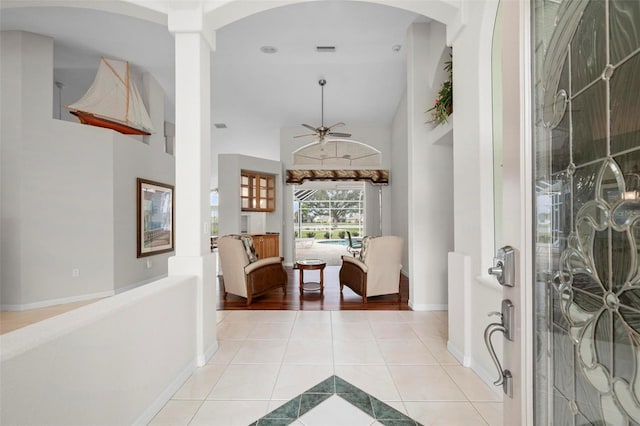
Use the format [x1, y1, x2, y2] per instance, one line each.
[316, 46, 336, 53]
[214, 123, 228, 129]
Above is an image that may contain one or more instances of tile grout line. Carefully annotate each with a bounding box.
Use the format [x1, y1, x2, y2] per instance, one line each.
[185, 399, 209, 426]
[439, 362, 492, 423]
[265, 310, 296, 415]
[372, 315, 414, 418]
[471, 401, 500, 426]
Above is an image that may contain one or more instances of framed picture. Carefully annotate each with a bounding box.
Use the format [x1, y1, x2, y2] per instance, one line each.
[137, 178, 174, 258]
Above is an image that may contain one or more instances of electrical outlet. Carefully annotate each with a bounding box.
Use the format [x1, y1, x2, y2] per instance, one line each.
[72, 268, 80, 277]
[146, 259, 152, 269]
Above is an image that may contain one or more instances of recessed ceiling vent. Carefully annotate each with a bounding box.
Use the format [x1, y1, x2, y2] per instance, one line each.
[316, 46, 336, 53]
[214, 123, 228, 129]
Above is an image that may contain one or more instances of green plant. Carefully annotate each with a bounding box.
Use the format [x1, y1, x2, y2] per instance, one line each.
[306, 231, 316, 238]
[426, 54, 453, 125]
[324, 232, 331, 239]
[352, 231, 359, 237]
[338, 231, 346, 239]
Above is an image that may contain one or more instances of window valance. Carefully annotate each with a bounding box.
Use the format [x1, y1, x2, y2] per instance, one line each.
[286, 169, 389, 185]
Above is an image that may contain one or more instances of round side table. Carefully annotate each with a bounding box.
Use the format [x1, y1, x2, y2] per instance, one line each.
[296, 259, 327, 294]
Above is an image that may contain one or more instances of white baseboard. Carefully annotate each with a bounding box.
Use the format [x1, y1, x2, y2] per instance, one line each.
[198, 340, 219, 366]
[470, 359, 504, 399]
[133, 357, 198, 426]
[1, 290, 115, 311]
[447, 340, 471, 367]
[408, 301, 448, 311]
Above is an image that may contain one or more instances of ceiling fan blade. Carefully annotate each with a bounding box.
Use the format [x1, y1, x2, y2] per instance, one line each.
[293, 133, 317, 138]
[328, 132, 352, 138]
[302, 124, 317, 132]
[327, 122, 345, 129]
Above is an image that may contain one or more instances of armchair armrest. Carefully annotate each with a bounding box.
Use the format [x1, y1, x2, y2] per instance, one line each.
[244, 256, 283, 274]
[341, 255, 368, 273]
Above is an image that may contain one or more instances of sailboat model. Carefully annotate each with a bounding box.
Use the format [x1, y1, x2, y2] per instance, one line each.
[67, 57, 154, 135]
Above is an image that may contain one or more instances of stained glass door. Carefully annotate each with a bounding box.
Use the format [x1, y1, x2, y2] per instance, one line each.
[532, 0, 640, 424]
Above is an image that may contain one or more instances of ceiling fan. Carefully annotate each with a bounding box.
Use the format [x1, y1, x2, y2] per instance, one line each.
[294, 79, 352, 143]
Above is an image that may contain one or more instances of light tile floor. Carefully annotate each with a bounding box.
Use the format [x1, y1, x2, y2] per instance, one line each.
[150, 310, 503, 426]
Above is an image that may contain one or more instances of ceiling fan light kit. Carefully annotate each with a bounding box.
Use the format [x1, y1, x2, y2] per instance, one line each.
[293, 79, 352, 144]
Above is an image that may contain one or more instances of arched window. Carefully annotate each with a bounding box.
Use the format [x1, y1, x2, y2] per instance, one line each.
[293, 140, 381, 168]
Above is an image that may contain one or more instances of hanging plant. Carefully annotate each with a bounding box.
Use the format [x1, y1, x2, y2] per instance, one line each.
[426, 54, 453, 125]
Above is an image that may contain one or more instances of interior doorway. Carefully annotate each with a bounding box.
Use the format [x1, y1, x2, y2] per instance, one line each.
[293, 182, 366, 266]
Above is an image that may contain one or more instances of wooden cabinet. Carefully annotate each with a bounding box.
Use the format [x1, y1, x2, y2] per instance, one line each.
[241, 171, 275, 212]
[251, 233, 279, 259]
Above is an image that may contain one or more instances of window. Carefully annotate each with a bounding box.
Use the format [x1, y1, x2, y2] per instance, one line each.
[241, 171, 275, 212]
[210, 190, 219, 236]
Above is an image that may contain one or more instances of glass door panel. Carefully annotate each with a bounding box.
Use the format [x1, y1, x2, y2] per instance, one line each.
[533, 0, 640, 424]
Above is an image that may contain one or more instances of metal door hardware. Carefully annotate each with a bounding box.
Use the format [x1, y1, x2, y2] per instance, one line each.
[484, 299, 514, 398]
[488, 245, 515, 287]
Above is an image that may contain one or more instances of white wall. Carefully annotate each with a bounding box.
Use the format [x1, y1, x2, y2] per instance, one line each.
[211, 126, 281, 190]
[406, 22, 454, 311]
[448, 0, 503, 386]
[52, 68, 95, 122]
[0, 31, 174, 308]
[1, 276, 198, 425]
[391, 89, 409, 274]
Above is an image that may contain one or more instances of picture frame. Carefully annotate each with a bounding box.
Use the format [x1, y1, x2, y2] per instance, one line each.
[137, 178, 174, 258]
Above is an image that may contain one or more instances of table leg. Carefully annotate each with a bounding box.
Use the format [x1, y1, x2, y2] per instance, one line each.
[320, 267, 324, 294]
[299, 268, 304, 294]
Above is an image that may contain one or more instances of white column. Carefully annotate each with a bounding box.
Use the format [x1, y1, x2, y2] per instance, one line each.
[406, 22, 455, 311]
[167, 4, 217, 366]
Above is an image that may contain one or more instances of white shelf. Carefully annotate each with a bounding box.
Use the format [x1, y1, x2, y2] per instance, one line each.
[429, 113, 453, 146]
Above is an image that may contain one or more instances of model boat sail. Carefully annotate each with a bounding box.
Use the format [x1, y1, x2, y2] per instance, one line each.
[67, 57, 154, 135]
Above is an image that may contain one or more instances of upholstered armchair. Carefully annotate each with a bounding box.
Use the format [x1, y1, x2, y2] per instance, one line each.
[339, 235, 403, 303]
[218, 235, 287, 305]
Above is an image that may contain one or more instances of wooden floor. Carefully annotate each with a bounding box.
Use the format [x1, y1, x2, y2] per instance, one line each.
[217, 265, 411, 310]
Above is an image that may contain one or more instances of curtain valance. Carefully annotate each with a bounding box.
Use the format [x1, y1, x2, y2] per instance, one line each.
[286, 169, 389, 185]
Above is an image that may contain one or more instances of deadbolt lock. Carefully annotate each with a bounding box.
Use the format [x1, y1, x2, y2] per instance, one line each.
[488, 246, 515, 287]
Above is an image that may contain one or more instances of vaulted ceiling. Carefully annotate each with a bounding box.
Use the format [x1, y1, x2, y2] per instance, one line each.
[1, 1, 422, 147]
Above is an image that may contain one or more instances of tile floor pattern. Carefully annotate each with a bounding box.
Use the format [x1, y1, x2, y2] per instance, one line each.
[150, 311, 503, 426]
[252, 374, 423, 425]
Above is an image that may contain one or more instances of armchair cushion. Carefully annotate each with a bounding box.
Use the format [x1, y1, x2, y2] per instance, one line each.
[227, 234, 258, 263]
[358, 235, 379, 262]
[245, 256, 284, 274]
[341, 254, 368, 273]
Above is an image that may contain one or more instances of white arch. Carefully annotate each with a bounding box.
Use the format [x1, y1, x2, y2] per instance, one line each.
[293, 139, 382, 168]
[204, 0, 464, 43]
[0, 0, 167, 25]
[0, 0, 465, 45]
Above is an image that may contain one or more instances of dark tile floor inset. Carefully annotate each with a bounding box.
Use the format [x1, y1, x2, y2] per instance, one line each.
[250, 375, 423, 426]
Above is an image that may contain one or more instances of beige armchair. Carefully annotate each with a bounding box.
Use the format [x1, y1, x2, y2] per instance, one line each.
[218, 235, 287, 305]
[339, 235, 403, 303]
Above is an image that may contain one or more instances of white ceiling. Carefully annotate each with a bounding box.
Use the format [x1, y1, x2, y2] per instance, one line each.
[0, 1, 421, 142]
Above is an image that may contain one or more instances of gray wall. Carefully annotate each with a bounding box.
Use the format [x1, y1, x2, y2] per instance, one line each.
[217, 153, 283, 244]
[391, 89, 409, 275]
[0, 31, 174, 308]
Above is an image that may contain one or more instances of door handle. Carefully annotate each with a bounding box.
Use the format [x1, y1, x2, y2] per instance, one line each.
[483, 299, 514, 397]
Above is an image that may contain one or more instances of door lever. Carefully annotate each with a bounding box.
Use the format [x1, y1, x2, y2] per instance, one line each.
[483, 299, 514, 397]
